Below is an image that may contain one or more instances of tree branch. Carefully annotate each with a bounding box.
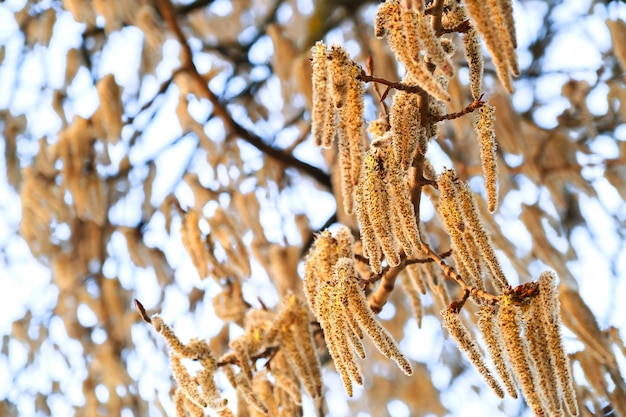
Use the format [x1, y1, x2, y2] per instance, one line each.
[157, 0, 332, 189]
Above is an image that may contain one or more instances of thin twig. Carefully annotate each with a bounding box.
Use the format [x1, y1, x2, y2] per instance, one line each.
[357, 68, 427, 95]
[431, 95, 486, 122]
[420, 242, 501, 304]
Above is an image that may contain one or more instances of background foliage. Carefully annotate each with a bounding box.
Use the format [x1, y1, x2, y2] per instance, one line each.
[0, 0, 625, 416]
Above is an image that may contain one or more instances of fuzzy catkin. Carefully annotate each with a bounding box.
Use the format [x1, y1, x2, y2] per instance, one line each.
[442, 309, 505, 399]
[476, 305, 518, 398]
[497, 301, 545, 415]
[538, 272, 579, 416]
[475, 104, 499, 213]
[311, 42, 332, 147]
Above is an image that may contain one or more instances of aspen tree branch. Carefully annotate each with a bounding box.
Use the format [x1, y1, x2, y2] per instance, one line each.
[419, 242, 502, 304]
[431, 95, 486, 122]
[157, 0, 332, 189]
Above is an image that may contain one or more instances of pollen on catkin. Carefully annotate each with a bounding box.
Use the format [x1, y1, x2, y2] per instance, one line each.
[311, 41, 331, 147]
[538, 271, 579, 416]
[401, 271, 424, 328]
[441, 309, 505, 399]
[476, 305, 518, 398]
[339, 258, 413, 376]
[329, 45, 351, 109]
[376, 0, 450, 102]
[474, 104, 499, 213]
[337, 63, 366, 213]
[457, 182, 509, 291]
[523, 298, 562, 415]
[390, 89, 421, 172]
[415, 9, 454, 77]
[362, 143, 401, 267]
[464, 0, 514, 93]
[497, 300, 545, 415]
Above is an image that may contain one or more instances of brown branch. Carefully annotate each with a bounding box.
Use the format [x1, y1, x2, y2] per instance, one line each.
[157, 0, 332, 189]
[441, 19, 472, 35]
[428, 0, 446, 36]
[366, 56, 389, 120]
[369, 263, 403, 314]
[420, 242, 501, 304]
[217, 346, 280, 368]
[357, 68, 427, 96]
[431, 95, 486, 122]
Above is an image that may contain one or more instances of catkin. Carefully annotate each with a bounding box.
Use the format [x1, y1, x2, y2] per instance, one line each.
[497, 301, 545, 415]
[363, 147, 401, 267]
[376, 0, 450, 102]
[390, 89, 420, 172]
[476, 305, 518, 398]
[464, 0, 513, 93]
[180, 210, 209, 279]
[442, 309, 505, 399]
[538, 272, 579, 416]
[475, 104, 499, 213]
[457, 182, 509, 291]
[523, 298, 562, 415]
[311, 42, 332, 147]
[340, 258, 413, 376]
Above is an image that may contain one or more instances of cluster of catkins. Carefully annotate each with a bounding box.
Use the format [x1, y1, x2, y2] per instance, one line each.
[306, 0, 579, 415]
[144, 294, 322, 417]
[441, 272, 578, 416]
[304, 227, 413, 396]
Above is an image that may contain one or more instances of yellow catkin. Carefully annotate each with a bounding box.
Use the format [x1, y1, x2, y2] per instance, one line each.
[276, 329, 315, 403]
[354, 180, 382, 273]
[406, 262, 426, 294]
[337, 122, 355, 214]
[170, 354, 208, 409]
[311, 41, 332, 147]
[336, 225, 355, 259]
[523, 298, 562, 415]
[441, 310, 505, 399]
[293, 301, 323, 398]
[475, 104, 499, 213]
[339, 258, 413, 376]
[465, 26, 484, 100]
[494, 0, 519, 75]
[377, 0, 450, 102]
[363, 145, 401, 267]
[385, 136, 422, 256]
[315, 280, 356, 396]
[538, 272, 579, 416]
[464, 0, 513, 93]
[235, 371, 269, 416]
[303, 231, 338, 313]
[390, 89, 420, 172]
[337, 63, 365, 213]
[497, 301, 545, 415]
[252, 372, 278, 417]
[476, 305, 518, 398]
[329, 45, 351, 109]
[437, 170, 483, 288]
[457, 182, 509, 291]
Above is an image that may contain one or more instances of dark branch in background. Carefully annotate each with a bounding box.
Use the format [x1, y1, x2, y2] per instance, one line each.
[157, 0, 332, 189]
